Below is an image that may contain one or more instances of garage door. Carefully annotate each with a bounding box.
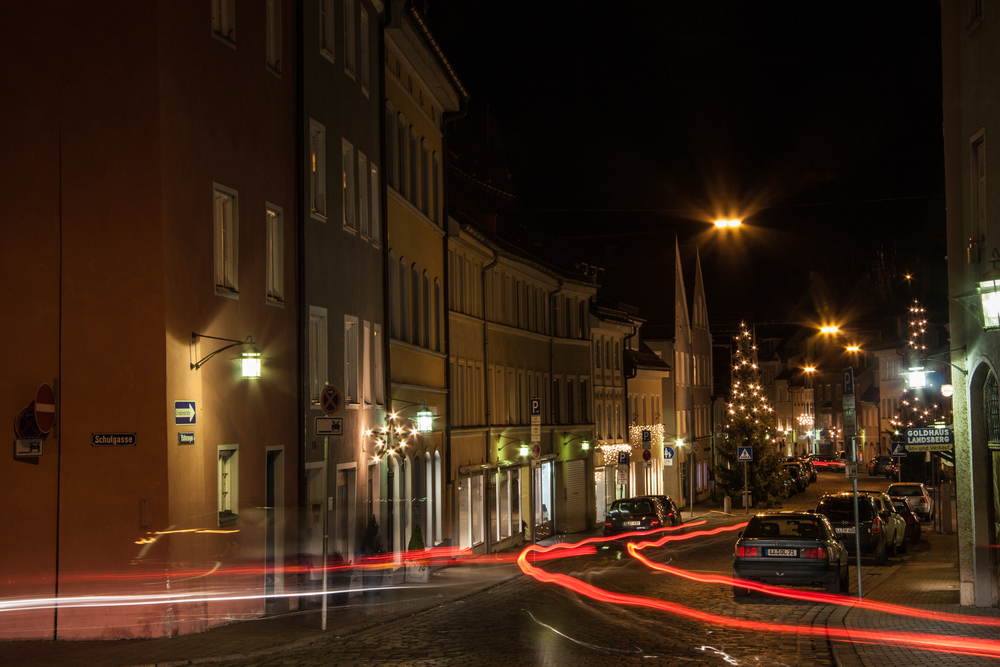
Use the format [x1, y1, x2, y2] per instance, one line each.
[564, 460, 587, 533]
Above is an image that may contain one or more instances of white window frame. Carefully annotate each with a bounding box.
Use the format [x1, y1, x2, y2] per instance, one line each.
[265, 203, 284, 305]
[363, 321, 372, 405]
[371, 163, 381, 246]
[211, 0, 236, 46]
[360, 6, 370, 95]
[358, 151, 369, 238]
[345, 316, 359, 404]
[342, 138, 356, 231]
[218, 444, 239, 525]
[213, 183, 239, 297]
[343, 0, 356, 76]
[309, 120, 327, 220]
[265, 0, 281, 76]
[373, 323, 384, 405]
[309, 307, 328, 407]
[319, 0, 335, 63]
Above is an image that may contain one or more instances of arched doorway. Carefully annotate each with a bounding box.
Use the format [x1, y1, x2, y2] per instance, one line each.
[970, 362, 1000, 607]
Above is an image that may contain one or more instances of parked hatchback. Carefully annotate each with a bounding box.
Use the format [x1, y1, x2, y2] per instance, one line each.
[814, 493, 889, 565]
[603, 497, 675, 538]
[887, 482, 934, 521]
[732, 511, 849, 596]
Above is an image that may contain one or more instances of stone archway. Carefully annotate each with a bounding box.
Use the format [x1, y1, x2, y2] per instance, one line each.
[969, 361, 1000, 606]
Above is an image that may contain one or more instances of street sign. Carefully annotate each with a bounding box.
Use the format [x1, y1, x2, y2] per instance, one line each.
[891, 442, 907, 457]
[616, 466, 628, 485]
[316, 416, 344, 436]
[694, 444, 699, 453]
[531, 420, 540, 442]
[845, 462, 858, 479]
[842, 394, 856, 439]
[665, 457, 673, 467]
[642, 429, 651, 442]
[842, 368, 855, 396]
[33, 383, 56, 433]
[15, 406, 41, 439]
[642, 449, 652, 462]
[905, 428, 953, 451]
[320, 385, 342, 414]
[530, 398, 541, 416]
[617, 451, 629, 465]
[715, 423, 722, 433]
[737, 446, 753, 462]
[14, 438, 43, 457]
[178, 432, 195, 445]
[531, 442, 542, 459]
[531, 459, 541, 468]
[92, 433, 136, 446]
[663, 446, 675, 460]
[644, 461, 652, 469]
[174, 400, 197, 425]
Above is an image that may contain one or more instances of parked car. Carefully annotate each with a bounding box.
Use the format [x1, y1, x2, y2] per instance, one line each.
[858, 490, 908, 555]
[890, 496, 922, 545]
[732, 511, 849, 596]
[814, 493, 889, 565]
[868, 455, 893, 476]
[887, 482, 934, 521]
[783, 463, 808, 492]
[603, 496, 677, 538]
[782, 474, 797, 498]
[643, 494, 683, 526]
[787, 457, 817, 483]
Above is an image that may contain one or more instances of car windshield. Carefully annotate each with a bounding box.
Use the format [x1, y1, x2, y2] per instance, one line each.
[744, 517, 825, 539]
[889, 485, 922, 496]
[611, 500, 654, 515]
[817, 498, 874, 522]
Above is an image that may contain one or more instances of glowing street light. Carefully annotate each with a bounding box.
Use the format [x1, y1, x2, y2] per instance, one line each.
[714, 219, 742, 228]
[845, 345, 861, 353]
[820, 325, 839, 334]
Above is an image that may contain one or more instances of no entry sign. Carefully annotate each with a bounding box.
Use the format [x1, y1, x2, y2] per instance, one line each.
[33, 383, 55, 433]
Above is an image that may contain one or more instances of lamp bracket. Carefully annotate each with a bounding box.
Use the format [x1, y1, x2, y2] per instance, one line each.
[191, 332, 255, 370]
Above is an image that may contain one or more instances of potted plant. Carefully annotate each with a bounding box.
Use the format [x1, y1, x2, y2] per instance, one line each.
[405, 523, 430, 583]
[359, 514, 384, 595]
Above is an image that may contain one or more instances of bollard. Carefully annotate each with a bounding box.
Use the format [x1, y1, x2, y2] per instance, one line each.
[724, 496, 732, 514]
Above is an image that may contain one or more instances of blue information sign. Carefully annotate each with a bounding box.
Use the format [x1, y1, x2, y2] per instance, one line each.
[663, 446, 675, 460]
[891, 442, 907, 457]
[530, 398, 541, 416]
[617, 451, 629, 465]
[737, 446, 753, 462]
[174, 400, 196, 425]
[642, 429, 651, 442]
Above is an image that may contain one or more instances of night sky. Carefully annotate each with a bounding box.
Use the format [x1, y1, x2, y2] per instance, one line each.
[428, 1, 947, 327]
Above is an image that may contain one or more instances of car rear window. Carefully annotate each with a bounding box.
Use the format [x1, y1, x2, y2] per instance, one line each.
[889, 485, 922, 496]
[744, 517, 824, 539]
[817, 498, 874, 522]
[611, 500, 653, 515]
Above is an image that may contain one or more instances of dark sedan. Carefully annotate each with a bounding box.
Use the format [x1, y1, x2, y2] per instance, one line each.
[732, 511, 849, 596]
[814, 493, 889, 565]
[603, 496, 676, 538]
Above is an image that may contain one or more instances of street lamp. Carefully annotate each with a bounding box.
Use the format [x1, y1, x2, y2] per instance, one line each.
[714, 219, 742, 228]
[191, 332, 264, 379]
[979, 248, 1000, 328]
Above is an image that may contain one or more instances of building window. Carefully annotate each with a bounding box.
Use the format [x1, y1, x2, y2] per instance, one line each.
[360, 7, 370, 94]
[345, 316, 359, 403]
[423, 271, 431, 348]
[213, 183, 239, 296]
[343, 0, 356, 75]
[614, 342, 621, 370]
[358, 151, 369, 237]
[371, 164, 381, 246]
[986, 371, 999, 443]
[265, 204, 283, 304]
[385, 104, 395, 189]
[265, 0, 281, 75]
[434, 279, 442, 351]
[972, 132, 986, 247]
[420, 139, 430, 215]
[432, 152, 440, 224]
[218, 445, 239, 525]
[581, 380, 589, 422]
[342, 139, 355, 230]
[397, 114, 407, 198]
[399, 258, 410, 343]
[411, 264, 421, 346]
[594, 339, 601, 368]
[373, 323, 384, 404]
[309, 307, 328, 406]
[408, 126, 417, 204]
[363, 321, 371, 405]
[388, 250, 399, 338]
[596, 404, 603, 439]
[309, 120, 327, 219]
[320, 0, 335, 61]
[211, 0, 236, 45]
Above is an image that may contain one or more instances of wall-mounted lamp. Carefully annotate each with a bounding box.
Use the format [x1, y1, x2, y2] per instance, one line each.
[191, 333, 263, 379]
[497, 435, 527, 458]
[980, 249, 1000, 328]
[563, 433, 591, 450]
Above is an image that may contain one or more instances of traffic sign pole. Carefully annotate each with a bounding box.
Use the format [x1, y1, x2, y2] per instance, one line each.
[851, 435, 863, 599]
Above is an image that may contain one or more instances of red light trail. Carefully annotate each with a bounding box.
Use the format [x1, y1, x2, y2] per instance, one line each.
[517, 524, 1000, 658]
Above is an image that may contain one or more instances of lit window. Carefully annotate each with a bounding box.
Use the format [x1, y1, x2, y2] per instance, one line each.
[265, 204, 283, 304]
[218, 446, 239, 525]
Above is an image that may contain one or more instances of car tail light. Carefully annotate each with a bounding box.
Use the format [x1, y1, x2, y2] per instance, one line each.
[668, 512, 675, 517]
[736, 545, 758, 557]
[604, 520, 612, 529]
[919, 498, 929, 505]
[871, 517, 882, 534]
[801, 547, 826, 559]
[650, 519, 660, 527]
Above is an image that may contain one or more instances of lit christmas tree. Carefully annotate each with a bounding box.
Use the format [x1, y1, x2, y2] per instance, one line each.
[888, 299, 949, 433]
[716, 322, 785, 508]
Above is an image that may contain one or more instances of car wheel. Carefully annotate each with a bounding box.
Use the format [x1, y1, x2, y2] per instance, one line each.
[875, 539, 887, 566]
[733, 585, 750, 598]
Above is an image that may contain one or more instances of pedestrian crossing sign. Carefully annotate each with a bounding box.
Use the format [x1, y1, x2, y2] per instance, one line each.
[738, 446, 753, 462]
[891, 442, 907, 457]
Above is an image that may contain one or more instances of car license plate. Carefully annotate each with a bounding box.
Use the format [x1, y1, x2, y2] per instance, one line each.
[624, 521, 642, 527]
[835, 527, 856, 534]
[766, 549, 797, 557]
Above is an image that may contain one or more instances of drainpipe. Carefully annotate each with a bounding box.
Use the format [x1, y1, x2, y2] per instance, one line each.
[623, 323, 638, 495]
[480, 249, 500, 554]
